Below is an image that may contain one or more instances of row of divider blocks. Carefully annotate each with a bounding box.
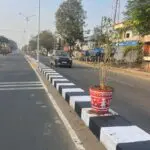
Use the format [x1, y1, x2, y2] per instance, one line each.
[36, 60, 150, 150]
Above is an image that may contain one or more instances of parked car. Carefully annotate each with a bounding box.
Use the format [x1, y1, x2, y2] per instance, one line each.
[49, 50, 72, 68]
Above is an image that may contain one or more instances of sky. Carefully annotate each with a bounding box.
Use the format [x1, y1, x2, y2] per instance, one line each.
[0, 0, 127, 48]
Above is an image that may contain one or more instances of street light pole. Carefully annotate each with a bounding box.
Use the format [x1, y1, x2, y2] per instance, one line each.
[37, 0, 41, 62]
[19, 13, 35, 53]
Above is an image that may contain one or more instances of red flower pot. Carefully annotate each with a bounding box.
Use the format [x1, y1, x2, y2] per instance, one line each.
[89, 86, 113, 113]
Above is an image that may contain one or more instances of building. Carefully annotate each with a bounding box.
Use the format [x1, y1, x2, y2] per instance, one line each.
[75, 36, 95, 51]
[113, 22, 150, 63]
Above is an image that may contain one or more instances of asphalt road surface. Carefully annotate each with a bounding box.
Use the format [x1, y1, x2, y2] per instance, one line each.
[38, 55, 150, 134]
[0, 54, 76, 150]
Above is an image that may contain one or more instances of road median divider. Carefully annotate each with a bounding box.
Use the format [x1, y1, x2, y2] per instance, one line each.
[26, 55, 150, 150]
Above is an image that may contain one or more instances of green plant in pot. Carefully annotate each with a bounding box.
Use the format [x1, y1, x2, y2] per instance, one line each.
[89, 16, 113, 114]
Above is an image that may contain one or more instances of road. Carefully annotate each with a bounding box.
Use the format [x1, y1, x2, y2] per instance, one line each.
[38, 55, 150, 134]
[0, 54, 77, 150]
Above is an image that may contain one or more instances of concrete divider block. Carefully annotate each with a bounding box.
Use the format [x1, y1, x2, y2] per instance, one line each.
[56, 82, 75, 90]
[101, 126, 150, 150]
[62, 88, 84, 100]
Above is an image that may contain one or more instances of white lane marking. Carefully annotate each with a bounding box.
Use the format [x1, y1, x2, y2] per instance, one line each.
[100, 126, 150, 150]
[0, 87, 44, 91]
[0, 81, 41, 85]
[69, 96, 90, 109]
[27, 57, 85, 150]
[81, 108, 98, 127]
[0, 84, 42, 87]
[52, 78, 68, 86]
[62, 88, 84, 99]
[56, 83, 75, 90]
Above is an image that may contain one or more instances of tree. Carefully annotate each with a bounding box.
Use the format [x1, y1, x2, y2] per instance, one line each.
[92, 17, 113, 48]
[0, 36, 9, 43]
[29, 36, 37, 51]
[55, 0, 86, 50]
[29, 30, 55, 53]
[0, 36, 18, 53]
[0, 36, 9, 50]
[39, 30, 55, 52]
[125, 0, 150, 36]
[8, 40, 18, 51]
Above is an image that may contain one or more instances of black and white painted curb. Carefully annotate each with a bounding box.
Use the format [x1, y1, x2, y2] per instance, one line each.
[26, 56, 150, 150]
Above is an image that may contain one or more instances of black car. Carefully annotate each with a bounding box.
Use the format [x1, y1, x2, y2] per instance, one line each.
[49, 50, 72, 68]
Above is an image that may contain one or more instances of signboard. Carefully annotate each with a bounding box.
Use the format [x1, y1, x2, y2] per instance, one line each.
[117, 41, 138, 47]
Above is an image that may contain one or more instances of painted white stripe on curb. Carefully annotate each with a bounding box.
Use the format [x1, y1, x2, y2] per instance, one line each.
[100, 126, 150, 150]
[43, 69, 54, 72]
[56, 83, 75, 90]
[44, 70, 56, 75]
[42, 68, 52, 73]
[39, 64, 46, 68]
[46, 72, 59, 79]
[52, 79, 68, 86]
[70, 96, 91, 109]
[49, 75, 63, 81]
[81, 108, 97, 127]
[43, 70, 54, 75]
[62, 88, 84, 99]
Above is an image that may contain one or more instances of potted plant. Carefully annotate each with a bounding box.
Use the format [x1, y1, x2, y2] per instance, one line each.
[89, 16, 114, 114]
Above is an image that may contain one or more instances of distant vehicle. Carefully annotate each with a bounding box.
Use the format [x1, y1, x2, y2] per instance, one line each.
[0, 47, 12, 55]
[49, 50, 72, 68]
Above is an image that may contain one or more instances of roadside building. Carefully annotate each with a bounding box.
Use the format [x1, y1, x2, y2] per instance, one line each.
[113, 22, 150, 68]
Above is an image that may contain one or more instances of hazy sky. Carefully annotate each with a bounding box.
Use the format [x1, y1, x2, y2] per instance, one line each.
[0, 0, 127, 47]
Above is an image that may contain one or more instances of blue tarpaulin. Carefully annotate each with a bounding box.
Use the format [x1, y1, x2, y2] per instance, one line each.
[88, 48, 104, 56]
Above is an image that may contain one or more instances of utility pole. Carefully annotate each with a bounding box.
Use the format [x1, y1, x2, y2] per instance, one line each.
[37, 0, 41, 63]
[112, 0, 121, 59]
[113, 0, 120, 24]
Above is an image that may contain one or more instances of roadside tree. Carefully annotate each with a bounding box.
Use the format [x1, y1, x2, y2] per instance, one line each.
[124, 0, 150, 36]
[55, 0, 86, 52]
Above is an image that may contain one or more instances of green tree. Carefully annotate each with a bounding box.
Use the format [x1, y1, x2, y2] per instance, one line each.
[125, 0, 150, 36]
[55, 0, 86, 50]
[0, 36, 9, 43]
[39, 30, 55, 52]
[29, 30, 55, 53]
[0, 36, 10, 53]
[29, 36, 37, 51]
[92, 17, 113, 48]
[8, 40, 18, 51]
